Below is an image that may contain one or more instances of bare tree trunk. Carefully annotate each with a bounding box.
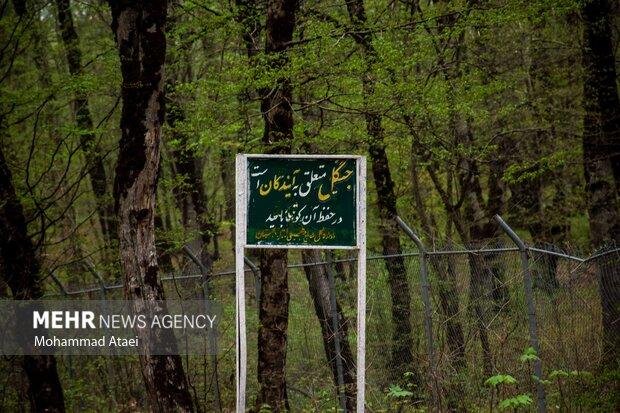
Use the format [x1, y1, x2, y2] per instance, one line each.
[166, 2, 218, 273]
[411, 159, 466, 367]
[511, 25, 571, 293]
[0, 145, 66, 413]
[345, 0, 415, 382]
[466, 253, 493, 376]
[31, 9, 85, 279]
[254, 1, 299, 410]
[166, 83, 216, 274]
[581, 0, 620, 362]
[302, 249, 357, 410]
[55, 0, 117, 249]
[463, 165, 499, 377]
[170, 141, 215, 269]
[256, 248, 289, 412]
[108, 2, 194, 411]
[219, 153, 236, 253]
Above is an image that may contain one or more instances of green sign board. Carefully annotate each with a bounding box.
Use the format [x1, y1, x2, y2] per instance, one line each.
[235, 154, 367, 412]
[245, 157, 358, 247]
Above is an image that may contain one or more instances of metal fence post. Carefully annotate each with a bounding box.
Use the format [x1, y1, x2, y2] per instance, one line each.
[83, 261, 107, 299]
[494, 215, 547, 413]
[182, 246, 212, 298]
[396, 217, 439, 411]
[48, 271, 69, 297]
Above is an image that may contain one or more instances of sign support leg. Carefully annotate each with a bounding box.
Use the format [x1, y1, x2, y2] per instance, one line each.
[356, 247, 366, 413]
[235, 248, 246, 413]
[356, 156, 366, 413]
[235, 155, 247, 413]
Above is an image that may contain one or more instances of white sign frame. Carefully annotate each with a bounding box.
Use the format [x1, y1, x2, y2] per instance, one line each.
[235, 154, 366, 412]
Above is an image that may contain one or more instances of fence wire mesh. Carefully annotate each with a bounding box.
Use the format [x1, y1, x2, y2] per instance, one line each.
[3, 237, 616, 412]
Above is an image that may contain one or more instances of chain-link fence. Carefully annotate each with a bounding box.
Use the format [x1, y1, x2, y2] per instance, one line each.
[16, 218, 618, 412]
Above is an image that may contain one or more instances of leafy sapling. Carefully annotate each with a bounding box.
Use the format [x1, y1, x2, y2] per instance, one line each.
[498, 394, 533, 411]
[519, 346, 540, 393]
[547, 369, 590, 412]
[485, 374, 517, 412]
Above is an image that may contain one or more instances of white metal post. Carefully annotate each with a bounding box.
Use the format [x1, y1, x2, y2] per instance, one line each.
[235, 155, 247, 413]
[356, 156, 366, 413]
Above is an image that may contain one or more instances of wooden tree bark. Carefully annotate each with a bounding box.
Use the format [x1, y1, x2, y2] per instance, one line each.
[255, 0, 299, 410]
[581, 0, 620, 362]
[55, 0, 117, 249]
[0, 145, 66, 413]
[345, 0, 415, 381]
[108, 2, 194, 411]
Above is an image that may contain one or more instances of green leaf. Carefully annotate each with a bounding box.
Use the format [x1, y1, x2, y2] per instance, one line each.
[485, 374, 517, 387]
[499, 394, 533, 410]
[549, 369, 569, 379]
[387, 385, 414, 398]
[532, 375, 552, 385]
[519, 347, 540, 363]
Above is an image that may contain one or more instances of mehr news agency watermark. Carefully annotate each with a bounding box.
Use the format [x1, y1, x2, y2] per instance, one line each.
[0, 300, 221, 355]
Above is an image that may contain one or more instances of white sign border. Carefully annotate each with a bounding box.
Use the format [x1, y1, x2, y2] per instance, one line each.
[235, 154, 366, 412]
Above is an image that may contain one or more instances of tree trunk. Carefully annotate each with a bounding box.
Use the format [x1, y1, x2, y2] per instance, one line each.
[411, 158, 466, 367]
[296, 63, 358, 406]
[581, 0, 620, 362]
[166, 81, 216, 275]
[165, 2, 218, 273]
[429, 253, 466, 368]
[302, 249, 357, 410]
[345, 0, 416, 382]
[236, 0, 261, 60]
[254, 1, 299, 410]
[108, 2, 194, 411]
[0, 145, 66, 413]
[55, 0, 117, 249]
[443, 4, 507, 372]
[510, 26, 571, 293]
[456, 134, 497, 377]
[219, 152, 236, 254]
[256, 248, 290, 412]
[31, 8, 86, 280]
[463, 165, 498, 377]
